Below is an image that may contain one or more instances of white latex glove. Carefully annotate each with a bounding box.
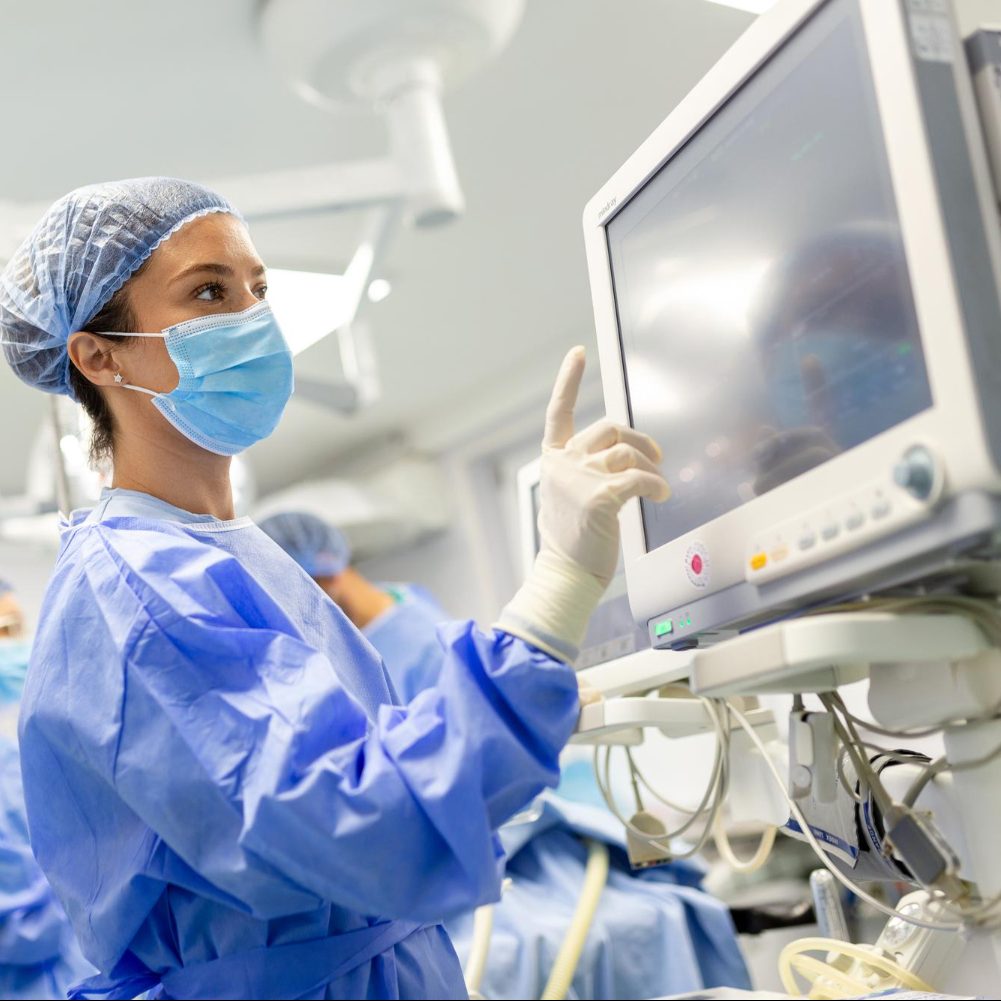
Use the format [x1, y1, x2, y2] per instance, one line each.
[496, 347, 670, 663]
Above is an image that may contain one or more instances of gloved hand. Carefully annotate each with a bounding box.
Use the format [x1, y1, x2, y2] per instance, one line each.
[497, 347, 670, 663]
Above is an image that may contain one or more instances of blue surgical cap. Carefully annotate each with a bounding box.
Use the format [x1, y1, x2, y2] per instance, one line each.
[258, 511, 352, 578]
[0, 177, 236, 398]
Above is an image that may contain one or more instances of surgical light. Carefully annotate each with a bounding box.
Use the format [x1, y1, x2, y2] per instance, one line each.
[264, 268, 353, 356]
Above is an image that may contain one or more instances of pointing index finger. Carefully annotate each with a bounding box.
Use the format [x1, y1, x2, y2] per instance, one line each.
[543, 346, 586, 449]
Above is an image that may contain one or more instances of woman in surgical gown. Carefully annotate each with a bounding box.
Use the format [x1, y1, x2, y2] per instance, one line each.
[0, 178, 669, 1000]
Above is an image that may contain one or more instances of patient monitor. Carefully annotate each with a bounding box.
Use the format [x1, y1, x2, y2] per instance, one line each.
[579, 3, 1001, 993]
[584, 0, 1001, 650]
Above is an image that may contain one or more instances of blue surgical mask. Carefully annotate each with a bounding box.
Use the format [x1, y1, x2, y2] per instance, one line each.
[112, 301, 294, 456]
[0, 639, 31, 702]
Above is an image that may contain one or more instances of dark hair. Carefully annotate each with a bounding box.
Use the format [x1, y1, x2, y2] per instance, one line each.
[68, 262, 149, 465]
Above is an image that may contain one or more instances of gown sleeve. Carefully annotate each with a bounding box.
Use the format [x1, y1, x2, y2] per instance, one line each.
[57, 524, 580, 922]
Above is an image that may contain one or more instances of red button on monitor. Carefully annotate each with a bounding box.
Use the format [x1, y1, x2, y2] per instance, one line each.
[690, 554, 704, 576]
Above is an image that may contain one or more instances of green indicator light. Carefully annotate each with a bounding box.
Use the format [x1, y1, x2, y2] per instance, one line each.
[655, 620, 674, 637]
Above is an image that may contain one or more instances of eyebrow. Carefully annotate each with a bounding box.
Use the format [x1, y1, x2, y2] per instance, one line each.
[171, 261, 268, 284]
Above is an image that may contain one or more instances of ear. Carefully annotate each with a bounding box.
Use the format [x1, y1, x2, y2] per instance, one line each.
[67, 331, 121, 388]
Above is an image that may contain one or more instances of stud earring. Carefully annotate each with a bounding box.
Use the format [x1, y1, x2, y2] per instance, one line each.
[113, 372, 123, 384]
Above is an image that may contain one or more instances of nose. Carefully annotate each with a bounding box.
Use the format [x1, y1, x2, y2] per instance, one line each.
[234, 287, 262, 312]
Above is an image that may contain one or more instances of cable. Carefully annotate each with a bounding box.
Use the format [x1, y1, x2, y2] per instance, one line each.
[595, 743, 724, 858]
[901, 757, 950, 809]
[726, 703, 961, 931]
[593, 695, 732, 861]
[539, 838, 609, 1001]
[835, 744, 865, 803]
[463, 904, 494, 1000]
[820, 694, 894, 817]
[821, 694, 1001, 927]
[779, 937, 935, 998]
[903, 735, 1001, 807]
[711, 811, 777, 873]
[627, 747, 713, 815]
[780, 951, 868, 998]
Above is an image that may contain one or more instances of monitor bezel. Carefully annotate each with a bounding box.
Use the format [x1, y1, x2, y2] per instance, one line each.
[515, 456, 542, 583]
[583, 0, 1001, 630]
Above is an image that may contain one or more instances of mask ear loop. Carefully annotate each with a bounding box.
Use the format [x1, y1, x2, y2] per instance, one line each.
[116, 379, 158, 397]
[96, 331, 167, 397]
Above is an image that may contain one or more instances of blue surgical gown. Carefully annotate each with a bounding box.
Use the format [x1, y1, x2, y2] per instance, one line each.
[364, 584, 448, 703]
[0, 735, 95, 999]
[18, 489, 579, 1000]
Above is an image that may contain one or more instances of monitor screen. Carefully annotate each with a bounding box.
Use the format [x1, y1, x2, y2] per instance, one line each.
[606, 0, 933, 555]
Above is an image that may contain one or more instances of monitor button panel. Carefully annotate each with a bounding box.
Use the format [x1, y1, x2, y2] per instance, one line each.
[746, 478, 934, 585]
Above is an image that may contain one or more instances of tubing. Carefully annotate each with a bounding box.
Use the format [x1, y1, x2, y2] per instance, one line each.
[540, 838, 610, 1000]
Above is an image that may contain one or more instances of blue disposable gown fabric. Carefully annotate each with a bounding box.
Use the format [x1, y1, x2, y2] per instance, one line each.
[446, 797, 751, 999]
[0, 735, 95, 998]
[364, 585, 449, 704]
[18, 488, 579, 1000]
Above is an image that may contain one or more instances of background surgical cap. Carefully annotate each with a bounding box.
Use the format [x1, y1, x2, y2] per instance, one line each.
[0, 177, 235, 398]
[258, 511, 352, 578]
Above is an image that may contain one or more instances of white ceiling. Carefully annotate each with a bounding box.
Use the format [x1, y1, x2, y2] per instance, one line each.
[0, 0, 994, 498]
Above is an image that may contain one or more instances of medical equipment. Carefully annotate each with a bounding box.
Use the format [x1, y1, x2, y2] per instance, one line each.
[583, 0, 1001, 651]
[258, 0, 523, 226]
[968, 27, 1001, 197]
[808, 870, 849, 943]
[539, 837, 610, 1001]
[573, 1, 1001, 994]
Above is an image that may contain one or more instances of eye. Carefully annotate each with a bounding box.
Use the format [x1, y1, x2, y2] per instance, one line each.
[254, 284, 268, 300]
[194, 282, 225, 301]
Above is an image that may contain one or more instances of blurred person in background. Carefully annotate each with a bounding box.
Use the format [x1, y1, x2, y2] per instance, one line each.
[0, 580, 94, 999]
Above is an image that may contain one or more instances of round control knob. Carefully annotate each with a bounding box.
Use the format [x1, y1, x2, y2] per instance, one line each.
[893, 445, 938, 502]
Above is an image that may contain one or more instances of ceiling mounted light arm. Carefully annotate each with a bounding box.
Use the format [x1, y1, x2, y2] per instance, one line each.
[285, 204, 396, 414]
[208, 159, 407, 221]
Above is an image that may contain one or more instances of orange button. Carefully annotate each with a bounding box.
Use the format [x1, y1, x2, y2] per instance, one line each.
[750, 552, 767, 571]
